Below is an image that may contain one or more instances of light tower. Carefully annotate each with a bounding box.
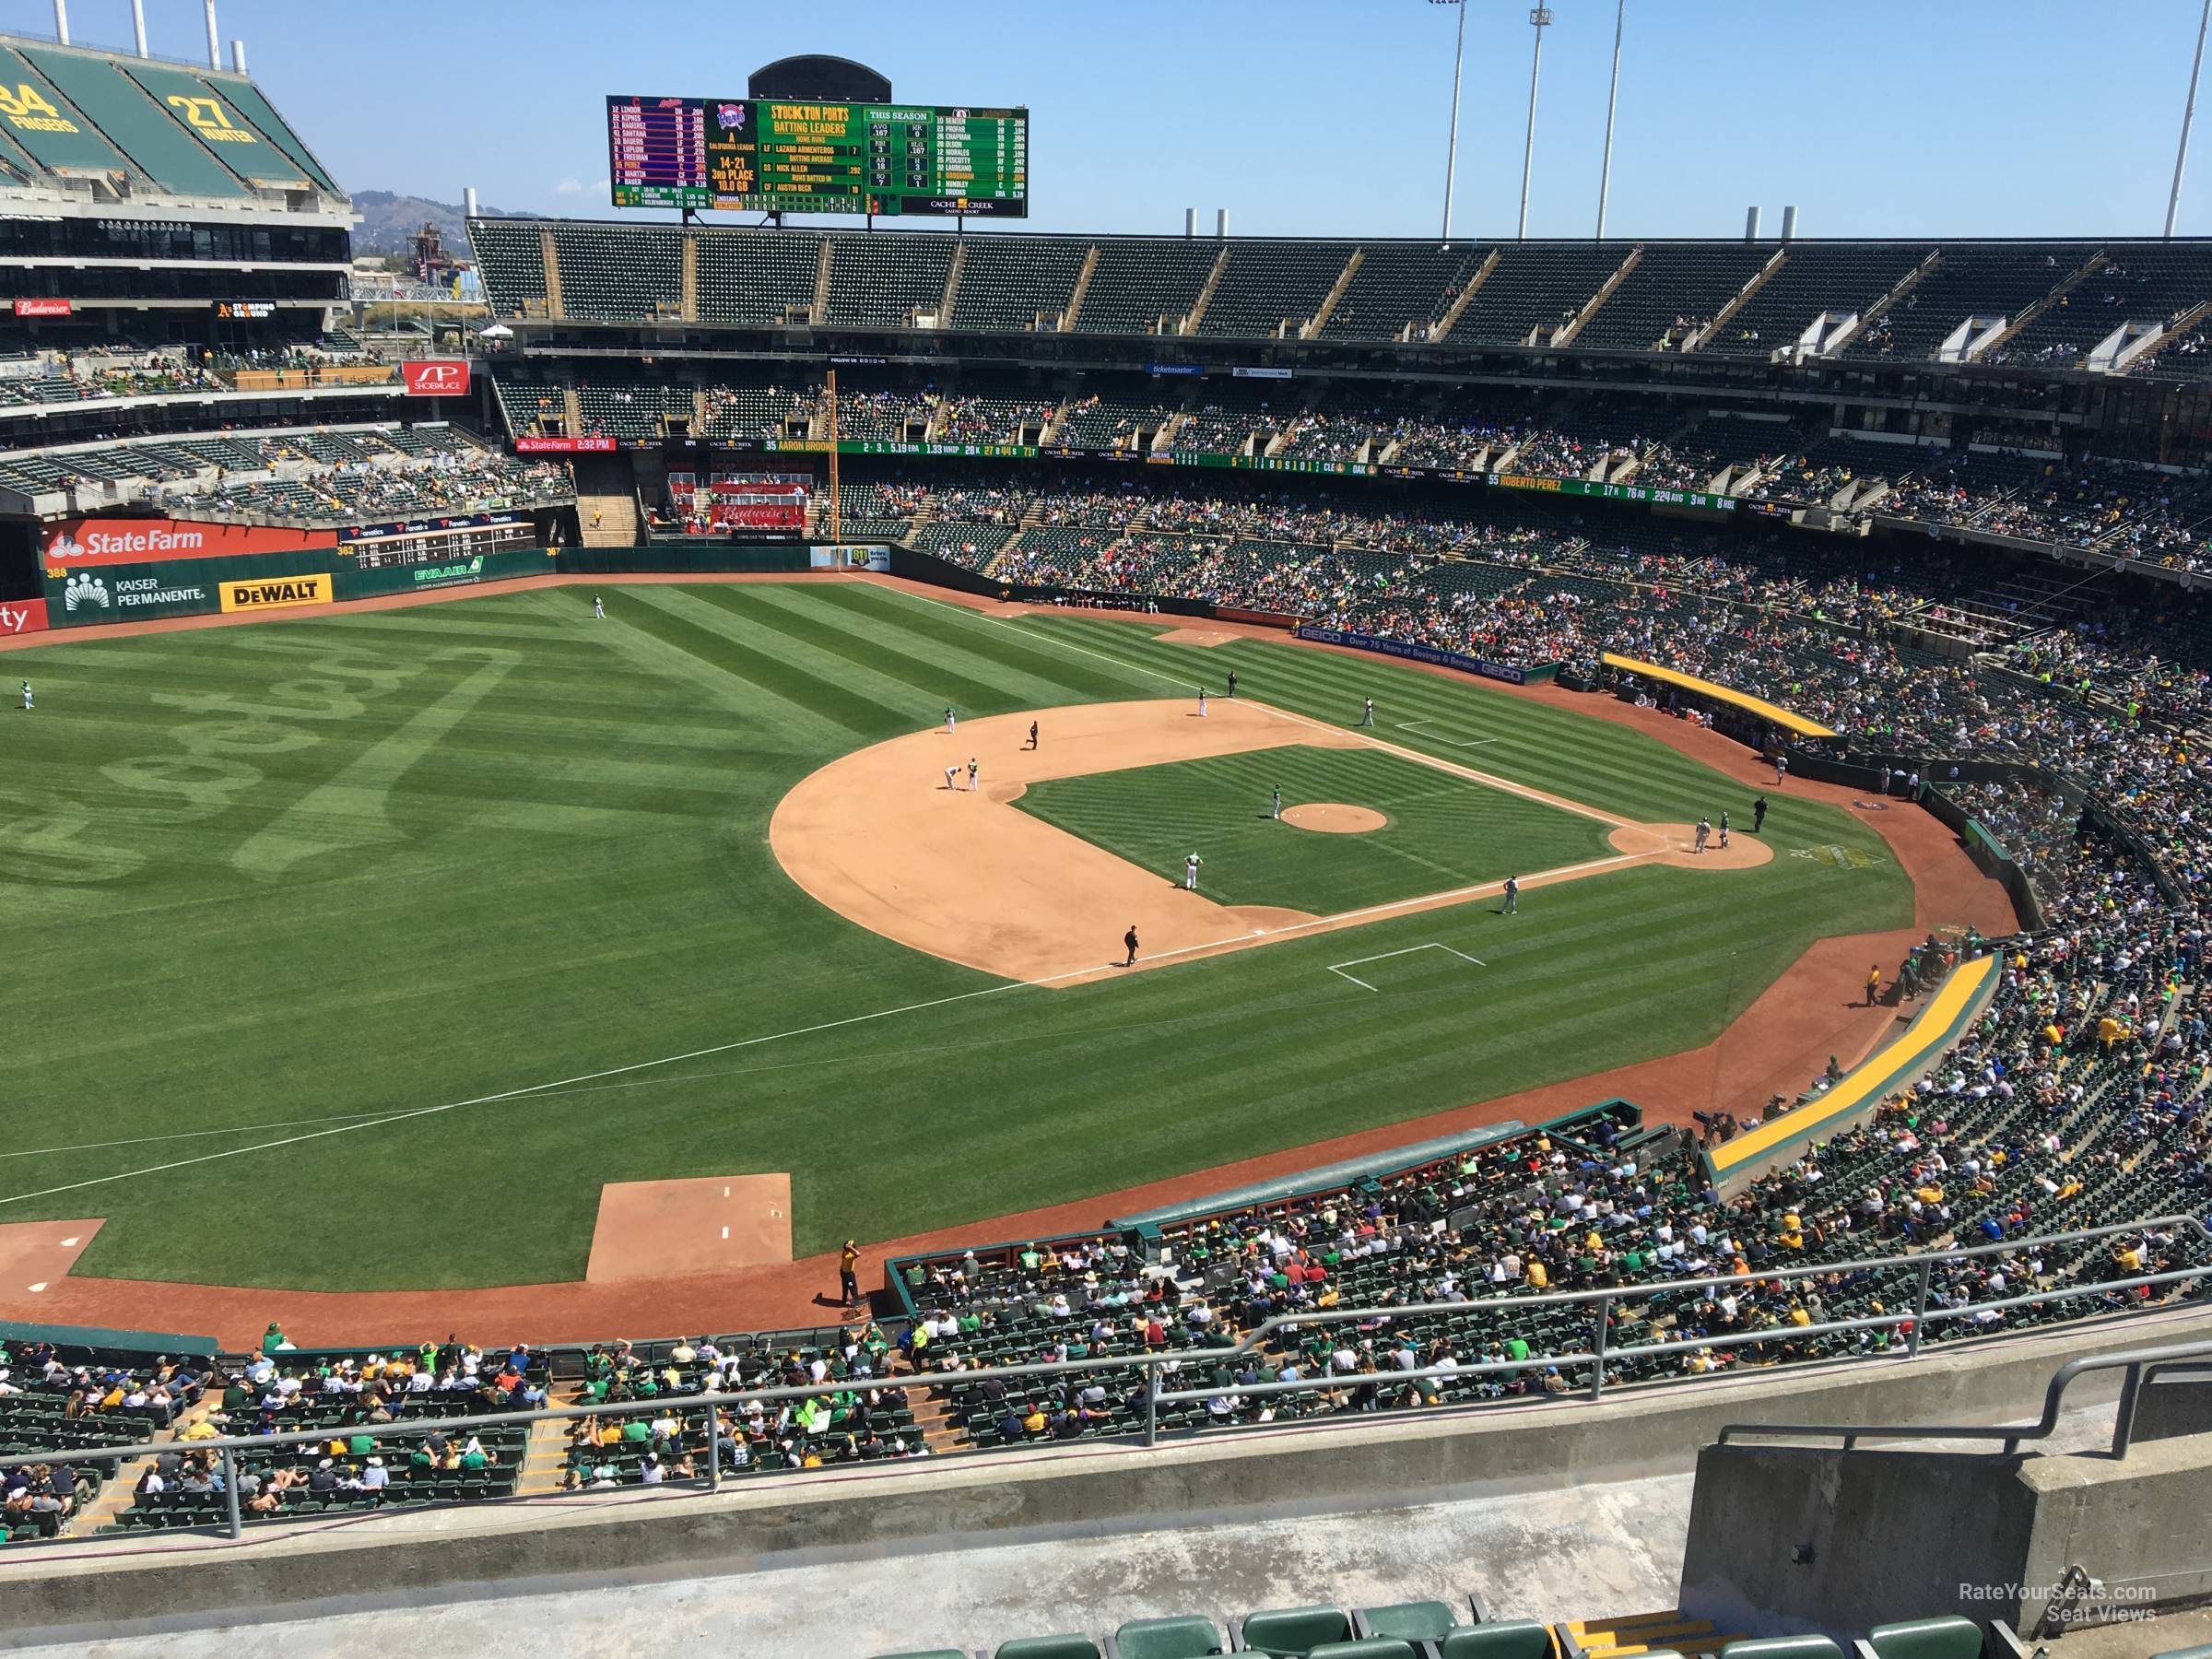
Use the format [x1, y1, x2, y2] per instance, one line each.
[1518, 6, 1553, 241]
[1428, 0, 1470, 244]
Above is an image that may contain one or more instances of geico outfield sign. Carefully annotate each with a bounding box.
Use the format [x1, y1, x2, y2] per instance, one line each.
[218, 572, 334, 613]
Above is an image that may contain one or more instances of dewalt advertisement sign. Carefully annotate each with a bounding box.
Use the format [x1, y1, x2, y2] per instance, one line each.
[218, 571, 334, 614]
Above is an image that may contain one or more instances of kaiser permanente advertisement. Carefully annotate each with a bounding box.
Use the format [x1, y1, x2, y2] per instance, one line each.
[43, 539, 559, 629]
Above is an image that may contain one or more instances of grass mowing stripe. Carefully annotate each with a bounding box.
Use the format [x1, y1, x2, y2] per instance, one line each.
[618, 588, 890, 735]
[831, 582, 1152, 702]
[708, 584, 1037, 717]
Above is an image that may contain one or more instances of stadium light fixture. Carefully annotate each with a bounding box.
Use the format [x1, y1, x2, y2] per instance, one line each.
[1595, 0, 1625, 240]
[1428, 0, 1469, 245]
[1518, 6, 1553, 241]
[2169, 0, 2212, 238]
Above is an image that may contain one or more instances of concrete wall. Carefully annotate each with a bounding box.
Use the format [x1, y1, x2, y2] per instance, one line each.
[1679, 1428, 2212, 1639]
[2134, 1373, 2212, 1444]
[6, 1309, 2209, 1645]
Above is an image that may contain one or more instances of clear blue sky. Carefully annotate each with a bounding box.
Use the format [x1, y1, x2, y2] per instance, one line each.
[11, 0, 2212, 239]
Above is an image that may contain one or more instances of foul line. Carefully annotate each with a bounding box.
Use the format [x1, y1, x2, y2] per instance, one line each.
[1326, 941, 1488, 993]
[1394, 717, 1500, 749]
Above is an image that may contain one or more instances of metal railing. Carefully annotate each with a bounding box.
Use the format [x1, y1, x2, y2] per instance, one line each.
[1717, 1335, 2212, 1457]
[1, 1213, 2205, 1547]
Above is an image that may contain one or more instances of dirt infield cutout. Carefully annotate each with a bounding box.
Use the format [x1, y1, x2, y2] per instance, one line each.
[771, 698, 1774, 985]
[585, 1175, 792, 1282]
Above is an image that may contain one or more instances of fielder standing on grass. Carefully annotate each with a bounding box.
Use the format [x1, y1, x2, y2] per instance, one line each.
[1360, 696, 1374, 727]
[18, 681, 29, 712]
[1503, 875, 1519, 915]
[594, 594, 605, 619]
[1272, 785, 1282, 820]
[1227, 670, 1238, 698]
[1753, 795, 1769, 833]
[1184, 851, 1204, 890]
[945, 705, 957, 735]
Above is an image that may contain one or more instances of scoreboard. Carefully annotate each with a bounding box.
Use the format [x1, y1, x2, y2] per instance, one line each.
[607, 96, 1028, 217]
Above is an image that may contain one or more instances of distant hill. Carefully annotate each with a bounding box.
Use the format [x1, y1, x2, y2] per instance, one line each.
[350, 190, 532, 258]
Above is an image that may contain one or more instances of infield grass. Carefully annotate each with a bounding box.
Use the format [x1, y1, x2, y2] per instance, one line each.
[1015, 745, 1614, 913]
[0, 583, 1912, 1289]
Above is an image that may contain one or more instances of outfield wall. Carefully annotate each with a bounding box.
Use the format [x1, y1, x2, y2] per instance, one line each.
[39, 545, 814, 629]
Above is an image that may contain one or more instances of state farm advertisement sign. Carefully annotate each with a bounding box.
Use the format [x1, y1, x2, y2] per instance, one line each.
[401, 359, 471, 397]
[513, 435, 616, 453]
[42, 518, 339, 571]
[13, 298, 71, 317]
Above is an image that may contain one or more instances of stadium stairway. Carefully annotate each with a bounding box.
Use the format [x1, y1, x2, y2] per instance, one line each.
[77, 1394, 221, 1537]
[907, 1391, 970, 1456]
[574, 455, 641, 546]
[512, 1408, 576, 1500]
[1561, 1609, 1742, 1657]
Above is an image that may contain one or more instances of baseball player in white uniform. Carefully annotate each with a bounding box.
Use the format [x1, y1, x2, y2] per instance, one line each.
[967, 758, 979, 792]
[1271, 785, 1282, 820]
[1183, 852, 1204, 890]
[945, 706, 957, 735]
[1197, 688, 1207, 719]
[945, 764, 961, 791]
[594, 595, 605, 619]
[1360, 697, 1374, 727]
[1693, 818, 1711, 853]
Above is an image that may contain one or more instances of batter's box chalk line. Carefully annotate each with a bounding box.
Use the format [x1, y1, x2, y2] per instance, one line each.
[1325, 940, 1487, 993]
[1394, 718, 1500, 749]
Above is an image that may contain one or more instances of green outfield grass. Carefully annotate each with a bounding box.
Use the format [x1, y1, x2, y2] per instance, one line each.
[1015, 745, 1613, 913]
[0, 584, 1914, 1290]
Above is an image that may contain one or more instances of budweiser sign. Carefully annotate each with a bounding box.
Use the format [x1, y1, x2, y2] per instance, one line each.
[13, 298, 71, 317]
[401, 359, 471, 397]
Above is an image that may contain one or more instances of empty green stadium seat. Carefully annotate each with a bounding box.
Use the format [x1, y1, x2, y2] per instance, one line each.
[1356, 1603, 1461, 1643]
[1238, 1606, 1354, 1656]
[998, 1639, 1102, 1659]
[1112, 1616, 1227, 1659]
[1862, 1618, 1982, 1659]
[1307, 1642, 1416, 1659]
[1721, 1640, 1844, 1659]
[1437, 1623, 1551, 1659]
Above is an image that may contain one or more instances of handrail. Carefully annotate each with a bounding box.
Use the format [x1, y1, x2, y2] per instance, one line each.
[1716, 1335, 2212, 1457]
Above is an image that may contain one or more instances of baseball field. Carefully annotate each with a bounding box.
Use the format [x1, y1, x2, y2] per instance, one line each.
[0, 579, 1912, 1291]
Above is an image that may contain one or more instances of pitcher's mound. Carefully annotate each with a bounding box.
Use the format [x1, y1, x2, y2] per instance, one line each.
[585, 1174, 792, 1282]
[1608, 822, 1774, 869]
[1283, 802, 1388, 834]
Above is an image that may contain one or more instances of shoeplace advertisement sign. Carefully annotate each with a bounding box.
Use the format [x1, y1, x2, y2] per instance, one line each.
[1294, 624, 1531, 686]
[41, 518, 339, 571]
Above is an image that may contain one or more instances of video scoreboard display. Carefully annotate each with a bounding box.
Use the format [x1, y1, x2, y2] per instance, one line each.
[607, 96, 1028, 217]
